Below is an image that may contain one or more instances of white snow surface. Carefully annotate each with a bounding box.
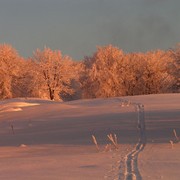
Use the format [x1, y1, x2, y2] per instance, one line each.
[0, 94, 179, 180]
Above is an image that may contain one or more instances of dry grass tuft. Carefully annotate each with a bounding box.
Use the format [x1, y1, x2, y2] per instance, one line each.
[107, 134, 119, 150]
[91, 134, 119, 152]
[104, 144, 112, 152]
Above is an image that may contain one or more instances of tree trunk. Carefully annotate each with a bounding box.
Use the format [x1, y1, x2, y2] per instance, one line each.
[48, 87, 54, 100]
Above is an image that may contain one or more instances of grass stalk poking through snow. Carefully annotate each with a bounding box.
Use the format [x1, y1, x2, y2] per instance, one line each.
[11, 124, 15, 134]
[170, 140, 174, 149]
[173, 129, 179, 143]
[92, 135, 100, 152]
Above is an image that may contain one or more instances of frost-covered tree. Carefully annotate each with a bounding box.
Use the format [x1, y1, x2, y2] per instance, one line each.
[0, 43, 177, 100]
[140, 50, 174, 94]
[10, 59, 37, 98]
[32, 47, 75, 100]
[0, 44, 22, 99]
[80, 45, 126, 98]
[169, 45, 180, 92]
[120, 53, 146, 96]
[80, 45, 174, 98]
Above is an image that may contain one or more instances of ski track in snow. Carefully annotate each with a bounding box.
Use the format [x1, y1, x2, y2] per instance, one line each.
[103, 99, 147, 180]
[124, 102, 146, 180]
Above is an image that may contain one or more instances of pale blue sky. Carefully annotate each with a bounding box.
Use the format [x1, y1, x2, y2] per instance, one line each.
[0, 0, 180, 60]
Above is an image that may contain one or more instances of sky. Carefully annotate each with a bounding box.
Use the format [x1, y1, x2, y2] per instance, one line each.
[0, 0, 180, 60]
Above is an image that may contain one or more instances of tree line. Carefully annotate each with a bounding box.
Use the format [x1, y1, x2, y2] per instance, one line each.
[0, 44, 179, 101]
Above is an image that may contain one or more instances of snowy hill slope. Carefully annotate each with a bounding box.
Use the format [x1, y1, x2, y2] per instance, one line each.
[0, 94, 179, 180]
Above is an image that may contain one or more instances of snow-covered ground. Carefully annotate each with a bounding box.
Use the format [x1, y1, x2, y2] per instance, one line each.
[0, 94, 179, 180]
